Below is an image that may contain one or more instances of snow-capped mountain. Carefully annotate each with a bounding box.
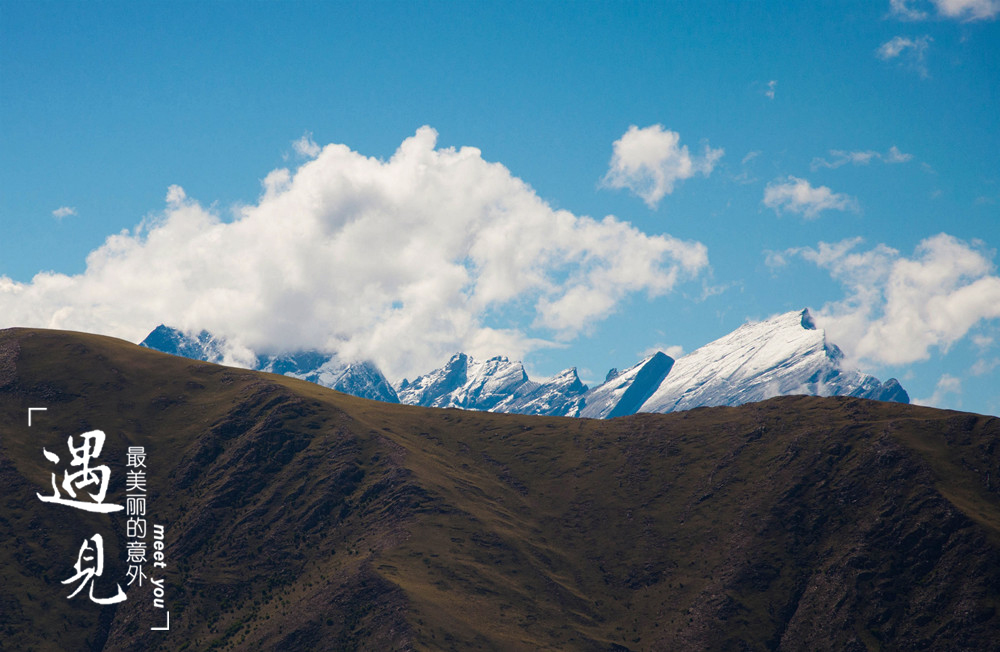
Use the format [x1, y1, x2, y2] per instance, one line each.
[140, 324, 248, 366]
[638, 309, 907, 413]
[395, 309, 906, 418]
[395, 353, 588, 416]
[502, 367, 589, 417]
[140, 325, 399, 403]
[579, 352, 675, 419]
[270, 356, 400, 404]
[396, 353, 528, 410]
[139, 308, 907, 419]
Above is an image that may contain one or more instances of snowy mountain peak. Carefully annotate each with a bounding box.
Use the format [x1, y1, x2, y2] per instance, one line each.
[140, 325, 398, 403]
[637, 309, 905, 413]
[395, 353, 528, 410]
[499, 367, 589, 417]
[580, 351, 675, 419]
[140, 324, 255, 367]
[551, 367, 584, 385]
[394, 354, 590, 416]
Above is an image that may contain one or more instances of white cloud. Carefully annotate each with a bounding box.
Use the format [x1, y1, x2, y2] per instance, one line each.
[762, 176, 858, 219]
[885, 146, 913, 163]
[877, 36, 932, 77]
[734, 151, 761, 185]
[765, 80, 777, 100]
[640, 344, 684, 360]
[664, 344, 685, 359]
[811, 146, 913, 170]
[877, 36, 920, 59]
[972, 333, 995, 349]
[890, 0, 931, 19]
[602, 124, 723, 208]
[786, 234, 1000, 366]
[0, 127, 710, 380]
[890, 0, 998, 20]
[292, 132, 321, 158]
[914, 373, 963, 408]
[165, 184, 186, 204]
[971, 357, 1000, 376]
[934, 0, 1000, 20]
[52, 206, 77, 219]
[764, 250, 790, 270]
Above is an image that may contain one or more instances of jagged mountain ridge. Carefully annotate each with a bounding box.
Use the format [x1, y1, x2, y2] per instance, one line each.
[140, 308, 908, 417]
[140, 324, 399, 403]
[395, 353, 588, 416]
[390, 309, 907, 415]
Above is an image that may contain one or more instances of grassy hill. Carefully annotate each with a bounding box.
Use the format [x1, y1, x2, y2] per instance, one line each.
[1, 327, 998, 651]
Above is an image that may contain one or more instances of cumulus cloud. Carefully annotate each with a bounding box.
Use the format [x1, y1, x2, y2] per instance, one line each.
[811, 146, 913, 170]
[765, 80, 777, 100]
[602, 124, 723, 208]
[52, 206, 77, 219]
[784, 234, 1000, 366]
[0, 127, 709, 380]
[877, 36, 932, 77]
[762, 176, 858, 219]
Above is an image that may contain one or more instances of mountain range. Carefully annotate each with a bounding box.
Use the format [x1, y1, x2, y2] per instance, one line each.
[141, 309, 908, 417]
[1, 327, 996, 650]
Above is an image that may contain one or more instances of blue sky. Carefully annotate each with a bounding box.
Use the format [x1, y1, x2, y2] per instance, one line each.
[2, 1, 999, 414]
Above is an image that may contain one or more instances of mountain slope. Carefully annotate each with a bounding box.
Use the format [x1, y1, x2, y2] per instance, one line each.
[1, 328, 997, 651]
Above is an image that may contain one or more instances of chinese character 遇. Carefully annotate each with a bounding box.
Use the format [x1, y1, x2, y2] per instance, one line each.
[37, 430, 123, 513]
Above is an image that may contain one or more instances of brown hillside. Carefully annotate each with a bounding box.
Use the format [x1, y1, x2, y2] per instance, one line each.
[1, 328, 998, 651]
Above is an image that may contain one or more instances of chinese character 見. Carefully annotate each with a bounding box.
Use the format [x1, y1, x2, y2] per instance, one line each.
[62, 534, 126, 604]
